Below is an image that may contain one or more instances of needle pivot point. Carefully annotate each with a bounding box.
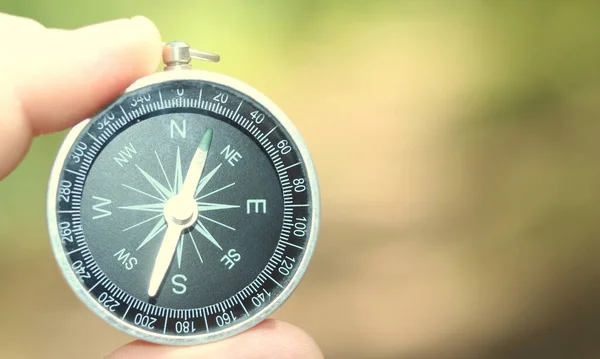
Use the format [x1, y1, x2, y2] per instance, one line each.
[164, 195, 198, 227]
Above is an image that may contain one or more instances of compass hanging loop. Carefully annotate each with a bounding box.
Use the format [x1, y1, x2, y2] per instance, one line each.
[162, 41, 220, 71]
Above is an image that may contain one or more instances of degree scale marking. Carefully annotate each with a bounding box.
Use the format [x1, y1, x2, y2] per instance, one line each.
[57, 81, 311, 336]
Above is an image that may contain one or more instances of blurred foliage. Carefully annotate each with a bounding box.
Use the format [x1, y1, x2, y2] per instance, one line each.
[2, 0, 600, 357]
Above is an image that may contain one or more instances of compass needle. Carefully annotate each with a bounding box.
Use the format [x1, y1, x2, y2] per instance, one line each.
[148, 225, 184, 297]
[48, 41, 319, 345]
[147, 128, 214, 297]
[180, 129, 212, 198]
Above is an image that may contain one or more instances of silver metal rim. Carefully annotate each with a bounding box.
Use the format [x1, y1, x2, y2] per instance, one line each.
[46, 70, 320, 345]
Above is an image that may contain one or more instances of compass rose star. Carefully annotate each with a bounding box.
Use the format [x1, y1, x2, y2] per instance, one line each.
[120, 150, 238, 267]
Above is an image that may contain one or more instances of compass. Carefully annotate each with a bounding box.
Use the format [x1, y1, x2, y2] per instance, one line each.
[46, 41, 320, 345]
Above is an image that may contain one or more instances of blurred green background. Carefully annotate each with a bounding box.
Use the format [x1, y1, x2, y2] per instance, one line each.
[2, 0, 600, 358]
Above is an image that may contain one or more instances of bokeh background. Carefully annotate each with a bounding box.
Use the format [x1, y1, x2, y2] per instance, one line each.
[1, 0, 600, 358]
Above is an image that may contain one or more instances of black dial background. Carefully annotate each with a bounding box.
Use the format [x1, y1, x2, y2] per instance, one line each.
[83, 112, 283, 309]
[52, 79, 313, 338]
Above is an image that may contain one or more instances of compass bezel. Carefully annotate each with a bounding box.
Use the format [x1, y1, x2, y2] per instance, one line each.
[46, 69, 320, 345]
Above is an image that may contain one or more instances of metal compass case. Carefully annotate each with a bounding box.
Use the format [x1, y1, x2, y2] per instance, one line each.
[46, 41, 320, 345]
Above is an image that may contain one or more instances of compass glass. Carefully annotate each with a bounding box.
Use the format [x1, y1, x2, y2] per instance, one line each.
[50, 78, 316, 341]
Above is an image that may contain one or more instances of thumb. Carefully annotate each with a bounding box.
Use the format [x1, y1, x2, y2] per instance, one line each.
[106, 319, 324, 359]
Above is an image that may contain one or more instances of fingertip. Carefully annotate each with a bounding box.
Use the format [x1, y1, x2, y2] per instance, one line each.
[0, 12, 44, 30]
[76, 16, 162, 74]
[249, 319, 324, 359]
[12, 16, 163, 135]
[105, 340, 159, 359]
[71, 15, 163, 79]
[107, 320, 323, 359]
[0, 16, 164, 178]
[129, 16, 163, 73]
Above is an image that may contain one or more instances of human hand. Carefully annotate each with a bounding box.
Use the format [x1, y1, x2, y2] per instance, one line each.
[0, 13, 323, 359]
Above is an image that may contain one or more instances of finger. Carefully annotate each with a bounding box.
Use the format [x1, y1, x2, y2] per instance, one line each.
[107, 319, 324, 359]
[7, 16, 162, 134]
[0, 15, 162, 179]
[0, 13, 45, 39]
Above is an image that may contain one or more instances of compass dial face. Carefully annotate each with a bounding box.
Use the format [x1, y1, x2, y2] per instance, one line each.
[47, 74, 318, 344]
